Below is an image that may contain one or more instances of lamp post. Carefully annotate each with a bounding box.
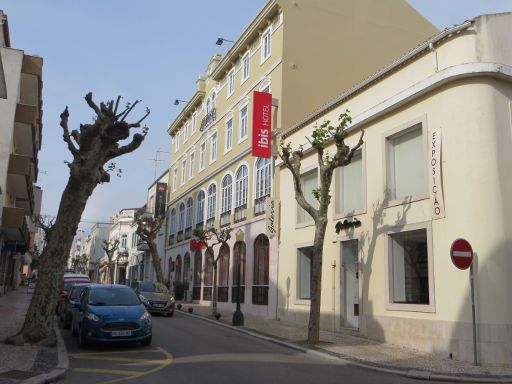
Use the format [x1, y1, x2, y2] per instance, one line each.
[232, 230, 244, 326]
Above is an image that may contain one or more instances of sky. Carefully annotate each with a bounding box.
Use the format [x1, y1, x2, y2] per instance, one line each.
[2, 0, 511, 235]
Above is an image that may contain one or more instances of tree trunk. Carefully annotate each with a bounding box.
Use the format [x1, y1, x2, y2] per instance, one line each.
[307, 218, 328, 344]
[148, 241, 164, 284]
[212, 260, 218, 316]
[108, 259, 115, 284]
[9, 178, 96, 345]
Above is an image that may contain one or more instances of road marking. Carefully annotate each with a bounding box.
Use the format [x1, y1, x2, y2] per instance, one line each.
[71, 346, 173, 384]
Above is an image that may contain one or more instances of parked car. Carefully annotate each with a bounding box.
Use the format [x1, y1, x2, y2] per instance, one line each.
[74, 284, 152, 348]
[132, 281, 175, 317]
[57, 273, 90, 313]
[59, 283, 93, 329]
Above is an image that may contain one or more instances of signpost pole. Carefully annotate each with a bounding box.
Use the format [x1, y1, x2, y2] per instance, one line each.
[469, 263, 478, 365]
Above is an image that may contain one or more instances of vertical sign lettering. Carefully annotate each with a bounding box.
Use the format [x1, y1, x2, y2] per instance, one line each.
[265, 197, 278, 238]
[430, 127, 445, 219]
[252, 91, 272, 158]
[155, 183, 167, 218]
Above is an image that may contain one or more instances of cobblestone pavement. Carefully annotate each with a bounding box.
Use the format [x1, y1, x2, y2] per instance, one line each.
[0, 287, 58, 383]
[179, 302, 512, 380]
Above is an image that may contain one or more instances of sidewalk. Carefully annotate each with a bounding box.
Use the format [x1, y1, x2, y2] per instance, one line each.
[0, 287, 64, 384]
[178, 302, 512, 382]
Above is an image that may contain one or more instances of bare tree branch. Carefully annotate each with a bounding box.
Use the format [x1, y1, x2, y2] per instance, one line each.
[127, 107, 151, 128]
[60, 107, 81, 160]
[106, 133, 145, 161]
[113, 96, 122, 115]
[84, 92, 102, 117]
[118, 100, 141, 122]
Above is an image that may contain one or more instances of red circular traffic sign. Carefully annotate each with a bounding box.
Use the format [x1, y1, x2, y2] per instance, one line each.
[450, 238, 474, 270]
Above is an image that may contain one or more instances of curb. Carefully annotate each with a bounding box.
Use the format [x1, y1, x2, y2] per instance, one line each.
[22, 318, 69, 384]
[179, 310, 512, 383]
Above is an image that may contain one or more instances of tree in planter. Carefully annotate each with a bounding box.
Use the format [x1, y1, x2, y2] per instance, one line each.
[6, 93, 149, 346]
[103, 239, 120, 284]
[279, 111, 364, 345]
[192, 227, 232, 317]
[136, 215, 165, 284]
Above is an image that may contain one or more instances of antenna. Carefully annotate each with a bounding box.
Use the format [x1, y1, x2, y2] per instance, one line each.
[145, 148, 171, 179]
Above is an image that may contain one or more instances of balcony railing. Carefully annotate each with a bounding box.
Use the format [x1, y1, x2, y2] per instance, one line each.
[168, 234, 175, 246]
[195, 221, 204, 231]
[254, 196, 268, 216]
[220, 212, 231, 227]
[234, 204, 247, 223]
[200, 108, 216, 131]
[202, 286, 212, 301]
[184, 227, 192, 240]
[252, 285, 269, 305]
[206, 218, 215, 230]
[177, 230, 183, 243]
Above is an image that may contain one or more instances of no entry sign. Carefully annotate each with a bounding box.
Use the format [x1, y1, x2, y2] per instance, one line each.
[450, 238, 474, 270]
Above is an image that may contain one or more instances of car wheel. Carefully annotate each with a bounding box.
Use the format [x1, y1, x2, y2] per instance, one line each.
[78, 327, 88, 348]
[141, 335, 152, 346]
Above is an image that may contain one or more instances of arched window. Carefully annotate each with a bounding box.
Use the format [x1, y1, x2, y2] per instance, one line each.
[177, 202, 185, 241]
[183, 252, 191, 287]
[167, 257, 174, 285]
[196, 190, 205, 228]
[206, 184, 216, 229]
[185, 197, 193, 239]
[192, 250, 202, 301]
[235, 165, 248, 221]
[203, 248, 214, 301]
[253, 234, 270, 305]
[168, 208, 177, 245]
[232, 241, 246, 303]
[255, 157, 271, 215]
[220, 174, 232, 226]
[218, 244, 230, 302]
[175, 254, 182, 283]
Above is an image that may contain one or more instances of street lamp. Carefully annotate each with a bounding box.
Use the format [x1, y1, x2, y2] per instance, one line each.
[174, 99, 188, 106]
[232, 229, 244, 326]
[216, 37, 234, 46]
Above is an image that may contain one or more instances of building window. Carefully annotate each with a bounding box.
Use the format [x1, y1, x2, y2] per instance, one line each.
[242, 53, 250, 82]
[121, 234, 127, 249]
[239, 105, 248, 141]
[297, 169, 318, 224]
[181, 159, 187, 185]
[184, 122, 189, 142]
[207, 184, 217, 229]
[196, 190, 205, 227]
[253, 234, 269, 305]
[175, 254, 182, 282]
[199, 142, 206, 170]
[210, 132, 217, 163]
[235, 165, 248, 221]
[225, 118, 233, 151]
[261, 29, 271, 62]
[192, 250, 202, 300]
[218, 244, 230, 302]
[183, 253, 191, 286]
[228, 70, 234, 96]
[189, 152, 195, 179]
[203, 248, 214, 301]
[178, 202, 185, 240]
[185, 197, 193, 238]
[390, 228, 429, 305]
[387, 124, 426, 201]
[297, 246, 313, 299]
[172, 167, 178, 192]
[335, 150, 363, 216]
[221, 174, 233, 215]
[168, 208, 177, 245]
[232, 241, 246, 303]
[175, 133, 179, 152]
[191, 112, 198, 134]
[255, 157, 271, 215]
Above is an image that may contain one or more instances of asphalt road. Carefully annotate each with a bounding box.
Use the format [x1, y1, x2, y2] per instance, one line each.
[60, 312, 450, 384]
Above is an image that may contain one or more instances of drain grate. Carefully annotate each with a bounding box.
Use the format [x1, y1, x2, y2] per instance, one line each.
[0, 370, 38, 380]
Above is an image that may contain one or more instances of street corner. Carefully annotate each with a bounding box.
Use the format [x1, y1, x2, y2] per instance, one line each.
[66, 346, 173, 384]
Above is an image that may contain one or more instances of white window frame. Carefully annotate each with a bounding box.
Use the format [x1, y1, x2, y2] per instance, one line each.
[235, 164, 249, 208]
[334, 146, 366, 219]
[207, 183, 217, 221]
[181, 158, 187, 185]
[385, 221, 435, 313]
[191, 112, 198, 134]
[189, 151, 195, 179]
[228, 70, 235, 97]
[296, 166, 318, 227]
[172, 167, 178, 192]
[199, 141, 206, 171]
[175, 132, 180, 153]
[210, 131, 218, 163]
[221, 174, 233, 214]
[239, 104, 248, 143]
[241, 52, 250, 83]
[261, 28, 271, 63]
[295, 243, 314, 305]
[184, 122, 189, 142]
[196, 190, 205, 225]
[169, 208, 177, 236]
[225, 118, 233, 152]
[384, 117, 428, 207]
[185, 197, 193, 229]
[178, 203, 185, 233]
[255, 157, 272, 199]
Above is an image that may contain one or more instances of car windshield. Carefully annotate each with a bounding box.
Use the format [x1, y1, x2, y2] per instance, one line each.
[70, 286, 87, 299]
[139, 282, 169, 294]
[88, 288, 140, 306]
[63, 282, 74, 291]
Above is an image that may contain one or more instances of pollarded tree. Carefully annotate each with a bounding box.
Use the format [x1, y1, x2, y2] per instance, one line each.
[136, 215, 165, 284]
[103, 239, 120, 284]
[7, 93, 149, 346]
[279, 112, 363, 345]
[193, 227, 232, 317]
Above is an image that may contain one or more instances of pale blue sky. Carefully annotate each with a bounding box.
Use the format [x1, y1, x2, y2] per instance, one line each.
[1, 0, 511, 233]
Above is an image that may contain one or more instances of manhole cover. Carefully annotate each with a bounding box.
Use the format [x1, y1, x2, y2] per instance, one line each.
[0, 370, 38, 380]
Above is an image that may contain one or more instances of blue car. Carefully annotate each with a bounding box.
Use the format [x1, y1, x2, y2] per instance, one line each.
[75, 285, 152, 348]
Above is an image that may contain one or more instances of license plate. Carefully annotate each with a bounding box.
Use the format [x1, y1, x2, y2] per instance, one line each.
[111, 330, 132, 337]
[153, 303, 164, 308]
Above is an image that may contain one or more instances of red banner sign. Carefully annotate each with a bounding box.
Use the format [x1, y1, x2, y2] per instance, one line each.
[252, 91, 272, 158]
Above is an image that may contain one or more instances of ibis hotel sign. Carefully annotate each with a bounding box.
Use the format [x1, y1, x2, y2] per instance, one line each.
[252, 91, 272, 158]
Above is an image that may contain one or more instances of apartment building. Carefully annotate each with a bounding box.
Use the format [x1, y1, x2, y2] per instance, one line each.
[277, 13, 512, 366]
[85, 223, 110, 282]
[0, 10, 43, 293]
[166, 0, 437, 317]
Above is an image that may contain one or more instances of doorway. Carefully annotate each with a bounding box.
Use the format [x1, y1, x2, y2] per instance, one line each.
[342, 239, 359, 328]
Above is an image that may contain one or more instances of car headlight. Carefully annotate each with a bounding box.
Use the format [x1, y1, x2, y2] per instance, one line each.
[86, 312, 101, 322]
[139, 311, 151, 322]
[168, 296, 175, 305]
[139, 295, 150, 305]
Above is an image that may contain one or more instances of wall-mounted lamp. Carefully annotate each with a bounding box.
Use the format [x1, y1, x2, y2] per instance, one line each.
[216, 37, 234, 46]
[174, 99, 188, 106]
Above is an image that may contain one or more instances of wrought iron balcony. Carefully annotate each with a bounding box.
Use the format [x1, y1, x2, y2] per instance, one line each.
[195, 222, 204, 231]
[177, 230, 184, 243]
[206, 217, 215, 230]
[220, 212, 231, 227]
[184, 227, 192, 240]
[200, 108, 216, 131]
[168, 234, 175, 246]
[254, 196, 268, 216]
[234, 204, 247, 223]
